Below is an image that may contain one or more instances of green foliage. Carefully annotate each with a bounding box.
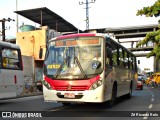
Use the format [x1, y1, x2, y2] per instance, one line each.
[137, 0, 160, 17]
[136, 0, 160, 59]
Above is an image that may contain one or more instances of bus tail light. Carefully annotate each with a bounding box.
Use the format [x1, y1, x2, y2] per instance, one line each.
[89, 80, 102, 90]
[42, 80, 52, 90]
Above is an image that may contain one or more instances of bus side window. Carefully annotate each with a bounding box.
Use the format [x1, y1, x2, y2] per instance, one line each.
[111, 44, 118, 66]
[2, 48, 20, 69]
[106, 43, 112, 66]
[123, 51, 128, 69]
[130, 56, 133, 70]
[119, 48, 123, 67]
[2, 57, 8, 68]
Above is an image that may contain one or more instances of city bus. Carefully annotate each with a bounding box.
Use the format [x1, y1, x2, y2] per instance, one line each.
[0, 41, 24, 99]
[40, 33, 137, 106]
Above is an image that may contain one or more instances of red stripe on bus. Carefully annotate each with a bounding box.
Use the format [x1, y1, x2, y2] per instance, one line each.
[56, 33, 96, 40]
[44, 75, 100, 91]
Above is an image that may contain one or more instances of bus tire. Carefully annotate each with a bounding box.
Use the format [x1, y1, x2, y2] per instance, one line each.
[127, 82, 132, 99]
[109, 83, 117, 106]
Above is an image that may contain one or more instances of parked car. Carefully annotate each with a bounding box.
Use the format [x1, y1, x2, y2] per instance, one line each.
[145, 73, 160, 86]
[153, 72, 160, 84]
[146, 77, 151, 85]
[145, 72, 153, 85]
[137, 74, 144, 90]
[137, 79, 143, 90]
[138, 74, 144, 82]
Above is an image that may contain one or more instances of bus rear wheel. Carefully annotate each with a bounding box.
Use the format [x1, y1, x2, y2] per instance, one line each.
[109, 83, 117, 106]
[126, 82, 132, 99]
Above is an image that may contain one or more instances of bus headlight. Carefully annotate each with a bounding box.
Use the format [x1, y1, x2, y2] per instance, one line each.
[89, 80, 102, 90]
[42, 80, 52, 90]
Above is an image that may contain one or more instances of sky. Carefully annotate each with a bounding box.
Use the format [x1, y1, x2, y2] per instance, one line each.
[0, 0, 158, 72]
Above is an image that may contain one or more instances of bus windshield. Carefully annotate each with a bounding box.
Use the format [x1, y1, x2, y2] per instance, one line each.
[44, 36, 103, 79]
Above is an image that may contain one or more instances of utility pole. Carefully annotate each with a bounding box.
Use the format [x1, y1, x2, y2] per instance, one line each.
[16, 0, 19, 32]
[0, 18, 15, 41]
[79, 0, 96, 30]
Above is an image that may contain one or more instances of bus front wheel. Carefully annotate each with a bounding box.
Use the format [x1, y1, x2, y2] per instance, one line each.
[109, 83, 117, 106]
[62, 102, 71, 106]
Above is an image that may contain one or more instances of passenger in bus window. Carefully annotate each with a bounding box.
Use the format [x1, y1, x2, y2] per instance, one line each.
[92, 51, 102, 62]
[106, 48, 112, 66]
[2, 57, 8, 68]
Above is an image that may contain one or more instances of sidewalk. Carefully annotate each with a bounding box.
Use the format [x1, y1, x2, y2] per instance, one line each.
[17, 91, 43, 98]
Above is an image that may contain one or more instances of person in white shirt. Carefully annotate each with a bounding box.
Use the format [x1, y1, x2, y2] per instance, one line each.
[92, 51, 102, 62]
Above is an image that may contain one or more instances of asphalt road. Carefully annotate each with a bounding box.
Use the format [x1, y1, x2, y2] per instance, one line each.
[0, 85, 160, 120]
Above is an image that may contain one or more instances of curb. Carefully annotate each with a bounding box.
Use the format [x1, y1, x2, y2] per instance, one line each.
[18, 92, 43, 98]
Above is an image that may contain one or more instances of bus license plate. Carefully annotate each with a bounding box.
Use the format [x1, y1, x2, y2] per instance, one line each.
[64, 93, 75, 98]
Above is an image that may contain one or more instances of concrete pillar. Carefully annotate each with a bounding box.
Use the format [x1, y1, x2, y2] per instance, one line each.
[154, 57, 160, 72]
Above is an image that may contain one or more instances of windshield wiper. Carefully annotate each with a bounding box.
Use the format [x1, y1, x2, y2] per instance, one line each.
[74, 56, 87, 78]
[54, 56, 70, 78]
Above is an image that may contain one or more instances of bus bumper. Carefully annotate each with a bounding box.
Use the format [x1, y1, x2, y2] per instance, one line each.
[43, 85, 104, 103]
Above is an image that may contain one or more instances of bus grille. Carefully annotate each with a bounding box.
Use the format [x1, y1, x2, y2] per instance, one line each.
[54, 86, 88, 91]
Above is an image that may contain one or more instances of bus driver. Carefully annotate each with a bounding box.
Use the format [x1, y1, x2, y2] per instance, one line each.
[92, 51, 102, 62]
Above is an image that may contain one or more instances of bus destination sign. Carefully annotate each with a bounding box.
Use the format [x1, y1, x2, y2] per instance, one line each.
[55, 39, 99, 47]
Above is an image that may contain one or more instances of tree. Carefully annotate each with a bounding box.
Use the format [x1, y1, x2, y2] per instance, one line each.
[136, 0, 160, 59]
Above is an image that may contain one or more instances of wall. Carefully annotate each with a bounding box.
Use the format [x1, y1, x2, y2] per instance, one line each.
[22, 55, 34, 85]
[16, 29, 46, 60]
[16, 28, 61, 86]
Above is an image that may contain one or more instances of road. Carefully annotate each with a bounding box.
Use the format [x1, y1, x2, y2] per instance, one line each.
[0, 85, 160, 120]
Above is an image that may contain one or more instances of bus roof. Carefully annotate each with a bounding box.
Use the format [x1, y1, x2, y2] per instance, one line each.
[0, 41, 20, 49]
[56, 33, 96, 40]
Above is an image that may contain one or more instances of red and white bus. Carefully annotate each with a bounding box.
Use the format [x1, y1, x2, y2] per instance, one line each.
[0, 41, 24, 99]
[40, 33, 137, 105]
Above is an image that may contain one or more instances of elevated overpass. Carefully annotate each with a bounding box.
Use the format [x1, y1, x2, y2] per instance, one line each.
[88, 24, 158, 39]
[87, 24, 158, 57]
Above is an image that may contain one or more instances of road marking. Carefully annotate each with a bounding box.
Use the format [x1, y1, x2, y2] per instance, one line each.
[51, 106, 71, 111]
[150, 93, 154, 95]
[151, 98, 154, 102]
[143, 116, 148, 120]
[148, 104, 153, 109]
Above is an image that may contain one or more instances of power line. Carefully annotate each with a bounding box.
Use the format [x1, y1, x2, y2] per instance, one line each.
[0, 18, 15, 41]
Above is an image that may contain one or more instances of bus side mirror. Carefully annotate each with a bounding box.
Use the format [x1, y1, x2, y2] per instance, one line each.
[39, 48, 43, 59]
[138, 60, 140, 64]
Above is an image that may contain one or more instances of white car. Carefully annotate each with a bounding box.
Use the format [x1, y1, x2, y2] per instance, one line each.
[138, 74, 144, 81]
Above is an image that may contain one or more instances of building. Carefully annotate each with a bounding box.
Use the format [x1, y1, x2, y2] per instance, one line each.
[16, 25, 61, 88]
